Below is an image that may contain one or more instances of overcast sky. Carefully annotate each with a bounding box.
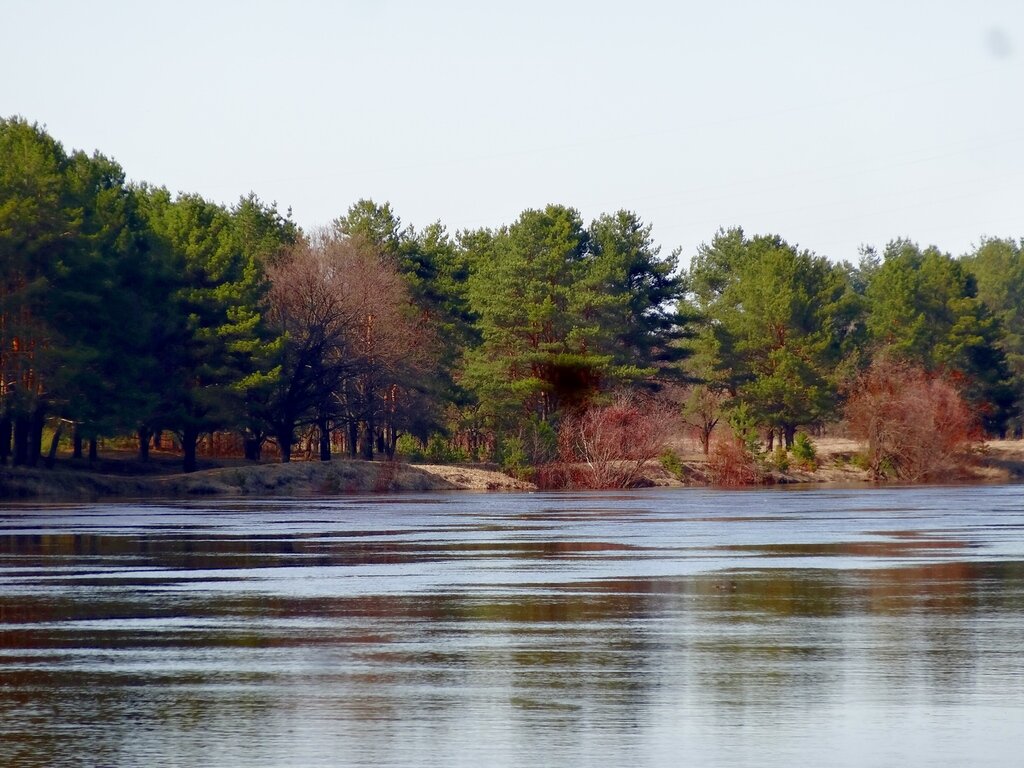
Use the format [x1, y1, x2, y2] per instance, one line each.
[4, 0, 1021, 264]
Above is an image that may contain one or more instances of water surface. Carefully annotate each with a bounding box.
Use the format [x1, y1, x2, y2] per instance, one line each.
[1, 486, 1023, 767]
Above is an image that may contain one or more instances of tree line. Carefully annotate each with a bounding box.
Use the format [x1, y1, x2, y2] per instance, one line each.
[2, 117, 1022, 475]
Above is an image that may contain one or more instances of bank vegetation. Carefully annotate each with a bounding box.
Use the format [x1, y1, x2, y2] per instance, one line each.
[3, 117, 1024, 491]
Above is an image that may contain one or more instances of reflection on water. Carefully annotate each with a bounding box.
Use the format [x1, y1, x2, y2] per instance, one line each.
[1, 486, 1023, 767]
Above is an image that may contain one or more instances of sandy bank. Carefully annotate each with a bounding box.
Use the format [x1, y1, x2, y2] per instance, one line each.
[3, 438, 1022, 501]
[0, 459, 534, 501]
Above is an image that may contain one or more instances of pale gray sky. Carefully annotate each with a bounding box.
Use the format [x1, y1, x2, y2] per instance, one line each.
[3, 1, 1022, 263]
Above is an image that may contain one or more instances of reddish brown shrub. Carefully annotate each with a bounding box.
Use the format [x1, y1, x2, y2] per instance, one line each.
[706, 437, 763, 486]
[533, 463, 588, 490]
[554, 392, 677, 489]
[844, 358, 979, 481]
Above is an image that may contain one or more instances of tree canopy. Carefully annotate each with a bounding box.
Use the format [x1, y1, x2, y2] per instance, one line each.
[3, 116, 1023, 473]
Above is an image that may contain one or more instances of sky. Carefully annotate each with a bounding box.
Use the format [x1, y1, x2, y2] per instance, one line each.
[3, 0, 1022, 265]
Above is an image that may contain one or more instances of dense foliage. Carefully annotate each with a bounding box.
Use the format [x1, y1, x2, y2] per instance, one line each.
[2, 117, 1021, 473]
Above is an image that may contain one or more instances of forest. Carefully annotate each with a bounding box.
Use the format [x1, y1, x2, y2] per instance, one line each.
[2, 116, 1023, 483]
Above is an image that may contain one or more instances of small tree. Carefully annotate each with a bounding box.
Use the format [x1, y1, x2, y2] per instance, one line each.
[682, 384, 726, 455]
[844, 358, 978, 481]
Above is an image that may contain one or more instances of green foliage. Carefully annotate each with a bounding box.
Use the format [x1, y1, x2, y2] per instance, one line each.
[139, 188, 281, 440]
[964, 237, 1024, 435]
[864, 239, 1016, 435]
[5, 117, 1024, 474]
[424, 434, 468, 464]
[461, 205, 683, 440]
[588, 210, 688, 374]
[0, 118, 180, 448]
[850, 452, 871, 471]
[521, 415, 558, 466]
[770, 446, 790, 473]
[682, 228, 854, 441]
[791, 432, 817, 469]
[395, 434, 425, 462]
[727, 403, 763, 457]
[463, 205, 612, 423]
[497, 434, 531, 480]
[659, 449, 685, 480]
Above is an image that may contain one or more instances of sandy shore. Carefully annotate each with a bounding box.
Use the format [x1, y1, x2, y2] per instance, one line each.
[2, 438, 1022, 501]
[0, 458, 534, 501]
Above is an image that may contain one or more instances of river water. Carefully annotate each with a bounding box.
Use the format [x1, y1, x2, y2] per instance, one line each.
[1, 486, 1022, 767]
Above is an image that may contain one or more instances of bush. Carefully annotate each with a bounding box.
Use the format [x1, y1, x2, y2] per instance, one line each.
[850, 452, 871, 470]
[844, 358, 978, 481]
[557, 392, 677, 488]
[424, 434, 468, 464]
[770, 446, 790, 473]
[659, 449, 685, 480]
[706, 438, 763, 486]
[395, 434, 425, 462]
[498, 434, 531, 480]
[791, 432, 817, 469]
[727, 403, 763, 456]
[523, 416, 558, 465]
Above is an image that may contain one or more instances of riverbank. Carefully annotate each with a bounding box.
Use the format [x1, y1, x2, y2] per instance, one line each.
[2, 439, 1022, 501]
[0, 455, 534, 500]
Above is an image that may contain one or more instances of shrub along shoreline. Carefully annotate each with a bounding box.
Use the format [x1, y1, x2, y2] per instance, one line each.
[3, 440, 1022, 501]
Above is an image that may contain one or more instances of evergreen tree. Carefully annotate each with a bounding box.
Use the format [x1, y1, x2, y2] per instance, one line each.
[865, 239, 1017, 435]
[683, 229, 852, 447]
[0, 117, 72, 464]
[139, 188, 278, 471]
[463, 205, 620, 427]
[963, 237, 1024, 435]
[589, 210, 688, 379]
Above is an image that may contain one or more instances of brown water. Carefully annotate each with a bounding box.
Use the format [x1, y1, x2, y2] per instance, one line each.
[1, 486, 1023, 767]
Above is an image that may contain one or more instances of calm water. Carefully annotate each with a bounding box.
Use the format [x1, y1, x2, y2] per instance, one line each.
[1, 486, 1023, 767]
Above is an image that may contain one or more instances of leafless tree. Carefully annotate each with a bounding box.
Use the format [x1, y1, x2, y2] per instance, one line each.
[261, 233, 363, 461]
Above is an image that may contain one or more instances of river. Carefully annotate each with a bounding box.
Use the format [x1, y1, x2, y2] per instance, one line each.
[1, 485, 1022, 767]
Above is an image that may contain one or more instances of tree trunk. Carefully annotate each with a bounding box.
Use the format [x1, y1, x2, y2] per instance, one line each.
[152, 429, 163, 449]
[89, 436, 98, 462]
[244, 436, 262, 461]
[45, 421, 64, 469]
[700, 423, 714, 455]
[0, 414, 10, 465]
[765, 428, 775, 453]
[182, 427, 199, 473]
[318, 416, 331, 462]
[28, 407, 44, 467]
[783, 424, 796, 450]
[138, 426, 152, 462]
[347, 420, 359, 458]
[72, 425, 83, 459]
[360, 419, 374, 461]
[12, 413, 29, 466]
[277, 430, 293, 463]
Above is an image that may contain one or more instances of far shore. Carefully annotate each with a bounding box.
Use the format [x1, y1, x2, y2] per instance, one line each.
[2, 438, 1023, 502]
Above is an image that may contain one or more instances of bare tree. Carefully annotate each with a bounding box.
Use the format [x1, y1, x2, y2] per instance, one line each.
[261, 234, 362, 461]
[339, 241, 438, 460]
